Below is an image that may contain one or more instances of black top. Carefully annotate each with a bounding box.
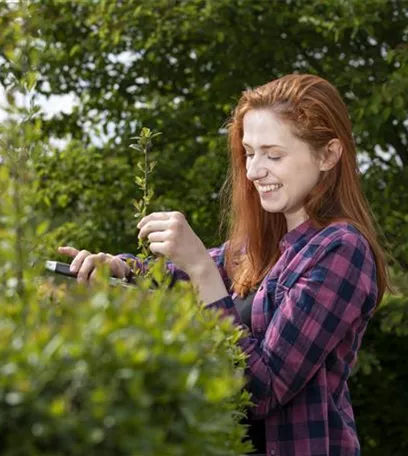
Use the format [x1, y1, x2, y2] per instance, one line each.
[234, 290, 266, 455]
[234, 290, 255, 328]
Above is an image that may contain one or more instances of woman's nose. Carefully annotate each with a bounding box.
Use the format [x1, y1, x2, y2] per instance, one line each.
[246, 157, 268, 181]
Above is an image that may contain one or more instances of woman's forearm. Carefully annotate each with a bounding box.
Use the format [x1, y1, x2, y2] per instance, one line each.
[188, 257, 230, 305]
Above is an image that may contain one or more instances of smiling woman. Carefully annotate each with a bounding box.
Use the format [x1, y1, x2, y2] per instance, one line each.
[59, 74, 391, 456]
[241, 108, 335, 231]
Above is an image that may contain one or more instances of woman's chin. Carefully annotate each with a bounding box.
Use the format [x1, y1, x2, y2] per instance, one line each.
[260, 199, 286, 214]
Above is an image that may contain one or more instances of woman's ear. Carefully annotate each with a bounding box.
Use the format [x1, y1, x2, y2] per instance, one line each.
[320, 138, 343, 171]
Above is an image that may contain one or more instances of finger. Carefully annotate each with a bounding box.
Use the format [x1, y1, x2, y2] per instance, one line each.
[93, 252, 108, 265]
[70, 249, 91, 273]
[77, 254, 99, 283]
[108, 257, 129, 279]
[148, 241, 169, 258]
[137, 212, 172, 230]
[88, 254, 121, 282]
[58, 246, 80, 258]
[89, 267, 99, 284]
[146, 230, 169, 243]
[138, 220, 170, 239]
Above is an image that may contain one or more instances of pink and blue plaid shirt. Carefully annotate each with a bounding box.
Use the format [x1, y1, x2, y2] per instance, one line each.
[120, 218, 378, 456]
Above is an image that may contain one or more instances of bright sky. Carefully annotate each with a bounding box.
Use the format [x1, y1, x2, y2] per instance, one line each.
[0, 84, 77, 121]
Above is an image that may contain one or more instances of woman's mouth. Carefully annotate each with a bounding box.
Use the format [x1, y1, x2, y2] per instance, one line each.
[257, 183, 283, 194]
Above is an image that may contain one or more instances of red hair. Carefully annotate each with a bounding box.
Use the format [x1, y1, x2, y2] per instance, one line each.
[221, 74, 390, 305]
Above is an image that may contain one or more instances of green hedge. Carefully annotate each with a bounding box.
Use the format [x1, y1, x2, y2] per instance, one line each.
[0, 271, 253, 456]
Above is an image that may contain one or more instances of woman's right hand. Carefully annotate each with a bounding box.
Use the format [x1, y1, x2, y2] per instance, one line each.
[58, 246, 131, 284]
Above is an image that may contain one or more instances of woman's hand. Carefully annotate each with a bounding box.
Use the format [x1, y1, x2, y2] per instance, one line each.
[137, 211, 212, 279]
[57, 246, 130, 284]
[138, 211, 229, 304]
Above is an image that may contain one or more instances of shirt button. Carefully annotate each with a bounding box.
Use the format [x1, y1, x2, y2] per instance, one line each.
[270, 451, 276, 455]
[256, 326, 262, 333]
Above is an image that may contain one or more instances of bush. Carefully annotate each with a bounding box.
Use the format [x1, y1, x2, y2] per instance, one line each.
[0, 72, 251, 456]
[0, 271, 253, 456]
[350, 272, 408, 456]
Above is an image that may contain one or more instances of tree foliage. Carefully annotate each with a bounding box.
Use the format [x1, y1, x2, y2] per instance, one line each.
[0, 273, 253, 456]
[1, 0, 408, 453]
[1, 0, 407, 255]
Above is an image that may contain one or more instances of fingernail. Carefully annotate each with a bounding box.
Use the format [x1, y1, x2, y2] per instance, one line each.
[70, 263, 77, 272]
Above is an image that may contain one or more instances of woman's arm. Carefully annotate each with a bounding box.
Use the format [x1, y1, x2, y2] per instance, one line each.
[205, 231, 378, 418]
[116, 243, 232, 296]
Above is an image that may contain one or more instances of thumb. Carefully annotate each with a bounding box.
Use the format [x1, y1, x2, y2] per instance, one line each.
[58, 246, 80, 258]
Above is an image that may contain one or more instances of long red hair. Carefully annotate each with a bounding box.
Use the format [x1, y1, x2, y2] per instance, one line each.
[221, 74, 390, 305]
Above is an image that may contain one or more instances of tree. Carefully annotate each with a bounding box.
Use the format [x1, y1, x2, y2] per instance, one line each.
[1, 0, 407, 256]
[1, 1, 408, 453]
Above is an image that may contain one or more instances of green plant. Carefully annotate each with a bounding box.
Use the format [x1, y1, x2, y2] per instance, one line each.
[128, 126, 171, 285]
[0, 273, 253, 456]
[0, 34, 252, 453]
[130, 127, 160, 259]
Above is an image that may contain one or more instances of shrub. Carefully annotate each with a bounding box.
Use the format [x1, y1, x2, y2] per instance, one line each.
[0, 271, 253, 456]
[0, 85, 252, 456]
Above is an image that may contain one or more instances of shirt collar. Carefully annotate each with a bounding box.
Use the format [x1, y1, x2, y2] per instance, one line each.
[279, 218, 318, 253]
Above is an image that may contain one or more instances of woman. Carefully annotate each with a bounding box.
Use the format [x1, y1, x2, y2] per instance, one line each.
[59, 74, 390, 456]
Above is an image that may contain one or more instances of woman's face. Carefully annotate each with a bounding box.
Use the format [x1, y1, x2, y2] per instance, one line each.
[242, 108, 324, 231]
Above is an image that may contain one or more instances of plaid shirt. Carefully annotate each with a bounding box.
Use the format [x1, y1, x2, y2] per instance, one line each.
[120, 219, 378, 456]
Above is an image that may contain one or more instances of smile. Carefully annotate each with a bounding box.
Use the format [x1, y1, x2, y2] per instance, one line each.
[257, 184, 283, 193]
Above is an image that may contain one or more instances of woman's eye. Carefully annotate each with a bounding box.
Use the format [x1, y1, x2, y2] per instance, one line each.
[268, 156, 281, 161]
[244, 153, 254, 158]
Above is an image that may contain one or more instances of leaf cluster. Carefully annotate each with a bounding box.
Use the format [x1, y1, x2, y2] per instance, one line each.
[130, 127, 160, 258]
[0, 271, 253, 456]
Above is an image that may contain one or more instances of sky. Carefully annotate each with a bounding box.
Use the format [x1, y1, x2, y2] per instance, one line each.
[0, 83, 77, 121]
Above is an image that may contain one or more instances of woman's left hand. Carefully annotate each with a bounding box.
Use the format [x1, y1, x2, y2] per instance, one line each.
[137, 211, 211, 278]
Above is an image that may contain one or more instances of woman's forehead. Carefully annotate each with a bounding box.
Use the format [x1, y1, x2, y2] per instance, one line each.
[242, 110, 295, 147]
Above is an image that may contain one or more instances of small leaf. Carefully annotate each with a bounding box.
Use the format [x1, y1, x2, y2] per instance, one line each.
[4, 45, 15, 62]
[6, 90, 16, 106]
[25, 71, 38, 91]
[69, 45, 80, 57]
[36, 220, 49, 236]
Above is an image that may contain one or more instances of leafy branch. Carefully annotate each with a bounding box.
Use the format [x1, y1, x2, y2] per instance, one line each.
[129, 127, 170, 286]
[130, 127, 160, 258]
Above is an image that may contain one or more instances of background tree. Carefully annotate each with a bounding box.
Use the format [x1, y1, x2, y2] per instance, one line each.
[1, 0, 408, 453]
[1, 0, 407, 258]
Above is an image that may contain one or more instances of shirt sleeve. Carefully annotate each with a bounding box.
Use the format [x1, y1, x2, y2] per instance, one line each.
[205, 232, 378, 418]
[116, 242, 231, 288]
